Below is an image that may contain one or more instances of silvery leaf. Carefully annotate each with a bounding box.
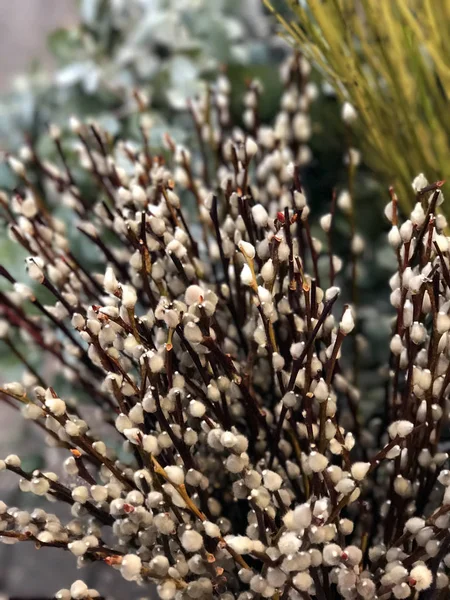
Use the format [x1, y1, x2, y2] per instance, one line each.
[55, 61, 96, 88]
[80, 0, 101, 25]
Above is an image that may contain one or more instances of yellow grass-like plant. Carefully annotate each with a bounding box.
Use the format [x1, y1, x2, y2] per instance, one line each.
[265, 0, 450, 213]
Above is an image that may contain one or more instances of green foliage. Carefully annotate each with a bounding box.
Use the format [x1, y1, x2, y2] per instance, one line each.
[266, 0, 450, 214]
[0, 0, 286, 174]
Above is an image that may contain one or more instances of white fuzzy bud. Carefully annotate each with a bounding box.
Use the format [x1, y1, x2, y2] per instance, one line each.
[181, 529, 203, 552]
[312, 378, 329, 403]
[121, 554, 142, 581]
[309, 451, 328, 472]
[437, 312, 450, 334]
[278, 532, 301, 555]
[245, 137, 258, 159]
[26, 258, 44, 283]
[412, 173, 428, 193]
[410, 322, 426, 345]
[164, 466, 185, 485]
[409, 565, 432, 591]
[350, 462, 370, 481]
[240, 264, 254, 286]
[69, 116, 82, 134]
[8, 156, 26, 177]
[400, 220, 413, 243]
[388, 226, 402, 249]
[72, 486, 88, 504]
[390, 334, 403, 355]
[340, 307, 355, 335]
[70, 581, 88, 600]
[282, 391, 297, 408]
[252, 204, 269, 227]
[189, 400, 206, 418]
[283, 503, 312, 531]
[122, 284, 137, 309]
[292, 572, 313, 592]
[320, 214, 332, 233]
[405, 517, 425, 534]
[388, 420, 414, 439]
[203, 521, 220, 538]
[239, 240, 256, 259]
[261, 259, 275, 283]
[263, 469, 282, 491]
[45, 396, 66, 416]
[323, 543, 342, 566]
[342, 102, 357, 124]
[184, 322, 203, 344]
[294, 190, 307, 208]
[185, 285, 204, 305]
[104, 266, 119, 294]
[131, 185, 147, 206]
[68, 540, 88, 557]
[338, 190, 351, 214]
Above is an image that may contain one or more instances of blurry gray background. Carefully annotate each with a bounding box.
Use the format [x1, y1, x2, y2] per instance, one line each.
[0, 0, 77, 91]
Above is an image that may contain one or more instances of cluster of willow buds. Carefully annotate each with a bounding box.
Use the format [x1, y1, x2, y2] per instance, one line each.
[0, 51, 449, 600]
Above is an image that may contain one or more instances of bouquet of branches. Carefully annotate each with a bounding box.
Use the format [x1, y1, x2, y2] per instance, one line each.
[0, 53, 449, 600]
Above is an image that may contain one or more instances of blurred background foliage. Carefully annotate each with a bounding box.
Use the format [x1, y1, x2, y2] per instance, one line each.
[0, 0, 366, 200]
[0, 0, 288, 153]
[266, 0, 450, 215]
[0, 0, 334, 263]
[0, 0, 288, 295]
